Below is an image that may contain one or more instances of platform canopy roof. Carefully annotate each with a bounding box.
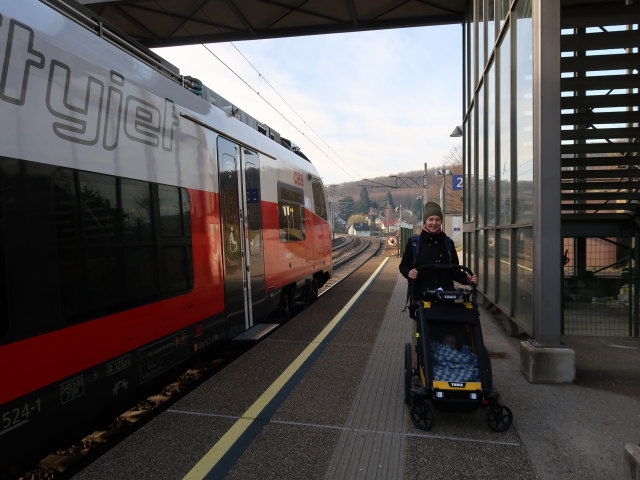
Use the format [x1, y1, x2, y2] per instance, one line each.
[77, 0, 465, 48]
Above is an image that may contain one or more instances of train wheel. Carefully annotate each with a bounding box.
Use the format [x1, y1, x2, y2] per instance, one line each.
[277, 288, 294, 323]
[404, 342, 413, 405]
[305, 278, 318, 305]
[486, 403, 513, 432]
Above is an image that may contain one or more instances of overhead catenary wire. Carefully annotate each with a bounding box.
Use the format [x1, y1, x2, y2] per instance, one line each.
[228, 42, 365, 181]
[200, 43, 364, 181]
[204, 43, 362, 181]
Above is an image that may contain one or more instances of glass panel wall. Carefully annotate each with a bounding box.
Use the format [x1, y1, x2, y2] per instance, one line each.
[464, 8, 471, 111]
[468, 106, 475, 223]
[487, 0, 496, 57]
[477, 0, 486, 73]
[464, 117, 470, 222]
[515, 227, 533, 332]
[515, 0, 534, 223]
[498, 229, 512, 311]
[463, 0, 536, 334]
[486, 229, 496, 300]
[469, 3, 476, 97]
[478, 229, 485, 292]
[464, 232, 470, 269]
[498, 0, 510, 30]
[498, 28, 511, 226]
[487, 62, 496, 226]
[470, 230, 477, 279]
[477, 82, 485, 227]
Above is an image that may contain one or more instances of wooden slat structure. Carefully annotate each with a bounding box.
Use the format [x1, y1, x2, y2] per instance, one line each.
[560, 2, 640, 232]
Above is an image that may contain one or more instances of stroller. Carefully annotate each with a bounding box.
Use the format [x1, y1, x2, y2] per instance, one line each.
[404, 264, 513, 432]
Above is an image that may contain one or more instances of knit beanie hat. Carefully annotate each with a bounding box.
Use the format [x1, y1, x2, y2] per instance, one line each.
[423, 201, 443, 221]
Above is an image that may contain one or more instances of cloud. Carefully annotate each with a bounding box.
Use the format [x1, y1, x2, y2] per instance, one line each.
[154, 24, 461, 184]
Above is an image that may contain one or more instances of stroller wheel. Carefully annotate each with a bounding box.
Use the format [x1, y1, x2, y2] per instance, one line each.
[410, 401, 434, 431]
[486, 403, 513, 432]
[404, 343, 413, 405]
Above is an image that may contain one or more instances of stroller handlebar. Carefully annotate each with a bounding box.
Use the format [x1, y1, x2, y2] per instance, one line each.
[415, 263, 475, 277]
[423, 288, 474, 302]
[412, 264, 477, 302]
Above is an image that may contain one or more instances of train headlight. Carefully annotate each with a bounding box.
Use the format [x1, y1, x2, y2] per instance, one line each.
[435, 391, 444, 398]
[470, 393, 477, 400]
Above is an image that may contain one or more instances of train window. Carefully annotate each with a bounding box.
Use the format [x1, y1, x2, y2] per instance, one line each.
[125, 247, 157, 301]
[85, 249, 124, 316]
[279, 183, 303, 204]
[278, 183, 305, 242]
[122, 179, 152, 242]
[0, 173, 6, 341]
[163, 246, 190, 291]
[158, 185, 183, 236]
[311, 181, 328, 220]
[158, 186, 191, 237]
[244, 155, 262, 256]
[53, 169, 79, 246]
[181, 188, 191, 235]
[53, 169, 193, 324]
[79, 172, 118, 244]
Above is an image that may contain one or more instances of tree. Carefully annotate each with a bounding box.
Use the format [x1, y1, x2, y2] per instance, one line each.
[358, 187, 370, 214]
[399, 208, 413, 223]
[441, 144, 464, 214]
[347, 214, 367, 228]
[385, 191, 395, 209]
[337, 196, 355, 221]
[412, 197, 423, 220]
[443, 143, 463, 168]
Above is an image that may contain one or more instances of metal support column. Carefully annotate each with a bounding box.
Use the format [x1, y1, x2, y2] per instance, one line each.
[634, 233, 639, 337]
[532, 0, 562, 345]
[422, 162, 428, 221]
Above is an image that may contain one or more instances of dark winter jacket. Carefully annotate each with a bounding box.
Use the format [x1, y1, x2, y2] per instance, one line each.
[399, 230, 469, 300]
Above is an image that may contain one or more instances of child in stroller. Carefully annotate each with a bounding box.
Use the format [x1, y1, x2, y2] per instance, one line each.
[431, 333, 479, 383]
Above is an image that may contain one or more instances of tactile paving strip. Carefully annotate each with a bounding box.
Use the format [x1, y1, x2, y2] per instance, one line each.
[324, 273, 413, 480]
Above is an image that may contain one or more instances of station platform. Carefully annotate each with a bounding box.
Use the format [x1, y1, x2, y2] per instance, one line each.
[72, 255, 640, 480]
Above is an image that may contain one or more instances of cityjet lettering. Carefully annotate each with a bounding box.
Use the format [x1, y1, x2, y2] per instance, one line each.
[0, 17, 178, 151]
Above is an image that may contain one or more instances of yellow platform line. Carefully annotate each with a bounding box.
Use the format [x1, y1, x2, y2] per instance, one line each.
[183, 256, 390, 480]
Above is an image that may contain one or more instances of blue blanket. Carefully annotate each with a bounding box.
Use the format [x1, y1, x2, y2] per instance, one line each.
[430, 341, 479, 382]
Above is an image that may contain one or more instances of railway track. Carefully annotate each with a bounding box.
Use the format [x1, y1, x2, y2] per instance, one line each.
[330, 235, 352, 252]
[320, 236, 383, 295]
[18, 236, 384, 480]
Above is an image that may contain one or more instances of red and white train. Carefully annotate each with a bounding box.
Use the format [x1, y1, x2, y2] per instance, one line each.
[0, 0, 331, 474]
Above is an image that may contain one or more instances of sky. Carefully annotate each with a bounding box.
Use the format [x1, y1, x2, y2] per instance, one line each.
[154, 24, 462, 186]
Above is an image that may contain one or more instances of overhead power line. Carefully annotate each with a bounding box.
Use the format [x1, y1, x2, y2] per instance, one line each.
[200, 43, 364, 181]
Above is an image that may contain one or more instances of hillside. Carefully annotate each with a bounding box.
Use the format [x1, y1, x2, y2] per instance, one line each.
[326, 165, 463, 217]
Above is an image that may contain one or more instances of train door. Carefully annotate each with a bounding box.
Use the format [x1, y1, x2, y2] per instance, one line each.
[242, 149, 266, 317]
[217, 137, 257, 337]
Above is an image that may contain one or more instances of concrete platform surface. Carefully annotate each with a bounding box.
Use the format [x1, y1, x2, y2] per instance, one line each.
[71, 256, 640, 480]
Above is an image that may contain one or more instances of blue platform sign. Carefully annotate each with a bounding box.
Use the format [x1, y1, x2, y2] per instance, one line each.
[452, 174, 463, 190]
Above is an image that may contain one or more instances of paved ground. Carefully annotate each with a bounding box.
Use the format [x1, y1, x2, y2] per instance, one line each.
[71, 255, 640, 480]
[481, 302, 640, 479]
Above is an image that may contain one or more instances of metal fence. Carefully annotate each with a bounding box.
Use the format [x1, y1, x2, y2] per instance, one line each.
[398, 227, 414, 258]
[562, 235, 639, 336]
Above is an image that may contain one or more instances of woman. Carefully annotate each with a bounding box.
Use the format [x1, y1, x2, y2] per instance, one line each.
[399, 201, 477, 299]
